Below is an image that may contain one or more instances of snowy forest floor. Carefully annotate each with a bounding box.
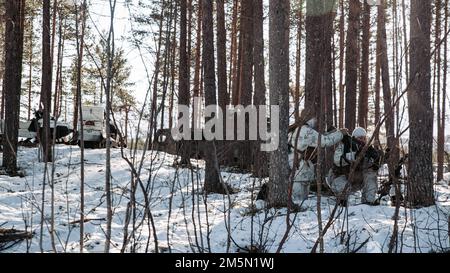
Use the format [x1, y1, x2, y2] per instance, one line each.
[0, 145, 449, 253]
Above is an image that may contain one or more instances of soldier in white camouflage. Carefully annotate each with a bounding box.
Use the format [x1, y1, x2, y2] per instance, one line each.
[289, 109, 347, 203]
[327, 127, 380, 206]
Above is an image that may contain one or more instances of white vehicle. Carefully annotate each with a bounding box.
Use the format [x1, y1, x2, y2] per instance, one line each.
[19, 121, 37, 139]
[77, 105, 105, 148]
[0, 120, 36, 140]
[78, 105, 122, 148]
[0, 112, 72, 146]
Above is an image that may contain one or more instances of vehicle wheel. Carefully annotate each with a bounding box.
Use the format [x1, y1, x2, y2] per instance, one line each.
[80, 141, 95, 149]
[99, 139, 106, 148]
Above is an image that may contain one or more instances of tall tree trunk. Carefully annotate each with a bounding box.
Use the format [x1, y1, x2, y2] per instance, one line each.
[160, 1, 175, 130]
[305, 0, 323, 115]
[50, 0, 57, 115]
[437, 0, 448, 182]
[268, 0, 290, 208]
[149, 3, 165, 146]
[53, 10, 65, 117]
[232, 18, 243, 106]
[294, 0, 303, 122]
[0, 9, 5, 121]
[229, 1, 239, 106]
[40, 0, 53, 163]
[407, 0, 434, 207]
[192, 2, 202, 130]
[338, 0, 345, 129]
[323, 2, 336, 179]
[304, 0, 336, 192]
[344, 0, 360, 132]
[216, 0, 229, 168]
[320, 8, 336, 131]
[202, 0, 223, 194]
[2, 0, 25, 174]
[401, 0, 409, 83]
[179, 0, 190, 166]
[374, 26, 381, 146]
[56, 22, 65, 118]
[104, 0, 116, 252]
[238, 0, 253, 106]
[305, 0, 334, 122]
[187, 0, 192, 73]
[314, 1, 336, 249]
[238, 0, 253, 170]
[74, 0, 87, 252]
[217, 0, 228, 114]
[27, 12, 33, 121]
[169, 2, 178, 130]
[358, 1, 370, 128]
[252, 0, 268, 177]
[332, 22, 338, 127]
[378, 0, 398, 194]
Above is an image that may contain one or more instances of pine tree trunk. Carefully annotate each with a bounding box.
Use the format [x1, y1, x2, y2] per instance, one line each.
[73, 88, 79, 132]
[229, 1, 239, 105]
[327, 12, 335, 124]
[232, 19, 242, 106]
[202, 0, 223, 194]
[305, 0, 323, 115]
[294, 0, 303, 122]
[407, 0, 434, 207]
[53, 10, 64, 118]
[304, 0, 336, 193]
[2, 0, 25, 174]
[169, 2, 178, 130]
[374, 29, 381, 146]
[27, 13, 33, 121]
[338, 0, 345, 129]
[268, 0, 290, 208]
[344, 0, 360, 132]
[378, 0, 399, 193]
[358, 1, 370, 128]
[252, 0, 268, 178]
[149, 3, 165, 146]
[187, 0, 192, 74]
[305, 1, 335, 118]
[239, 0, 253, 106]
[50, 0, 57, 115]
[192, 2, 202, 130]
[40, 0, 53, 163]
[217, 0, 228, 114]
[216, 0, 228, 167]
[323, 3, 336, 180]
[104, 0, 116, 253]
[401, 0, 409, 83]
[179, 0, 191, 165]
[0, 9, 5, 121]
[238, 0, 253, 170]
[160, 1, 175, 130]
[437, 0, 448, 182]
[74, 0, 87, 252]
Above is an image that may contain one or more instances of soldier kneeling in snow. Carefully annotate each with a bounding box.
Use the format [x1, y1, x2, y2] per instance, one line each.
[289, 109, 347, 203]
[327, 127, 381, 207]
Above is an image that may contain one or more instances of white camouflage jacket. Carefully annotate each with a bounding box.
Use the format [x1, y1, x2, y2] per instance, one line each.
[290, 123, 343, 182]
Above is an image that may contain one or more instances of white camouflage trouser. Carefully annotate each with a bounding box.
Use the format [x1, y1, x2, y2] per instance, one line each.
[292, 159, 315, 202]
[328, 169, 378, 203]
[292, 181, 310, 202]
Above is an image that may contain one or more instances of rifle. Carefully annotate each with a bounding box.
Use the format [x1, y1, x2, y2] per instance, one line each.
[341, 135, 381, 170]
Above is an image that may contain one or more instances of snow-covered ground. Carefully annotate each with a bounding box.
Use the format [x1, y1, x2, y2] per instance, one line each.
[0, 145, 449, 253]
